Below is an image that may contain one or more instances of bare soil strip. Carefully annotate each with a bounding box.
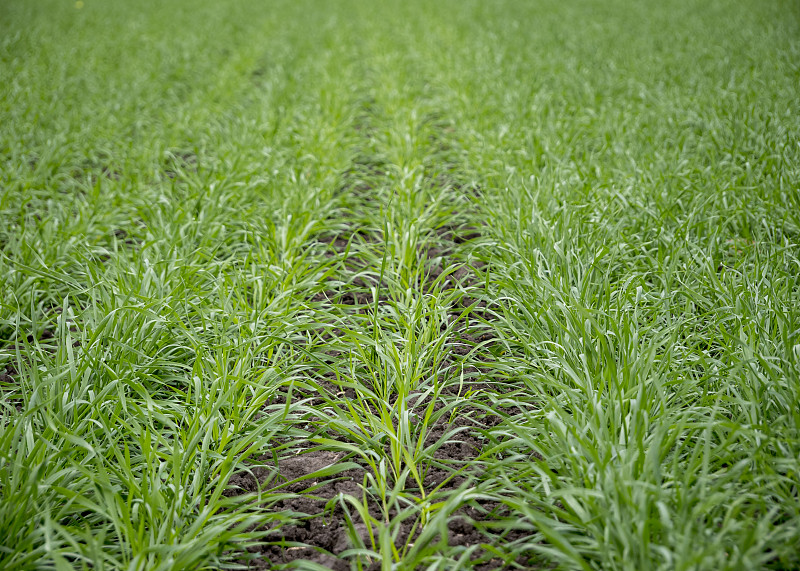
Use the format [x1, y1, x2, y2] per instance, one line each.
[221, 84, 538, 569]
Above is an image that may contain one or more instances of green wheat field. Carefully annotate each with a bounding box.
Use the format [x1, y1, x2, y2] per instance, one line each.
[2, 1, 799, 569]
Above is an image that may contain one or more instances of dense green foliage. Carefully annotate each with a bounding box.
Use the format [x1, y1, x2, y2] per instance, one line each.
[2, 0, 799, 569]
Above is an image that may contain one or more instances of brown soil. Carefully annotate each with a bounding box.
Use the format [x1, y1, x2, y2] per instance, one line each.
[228, 412, 536, 570]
